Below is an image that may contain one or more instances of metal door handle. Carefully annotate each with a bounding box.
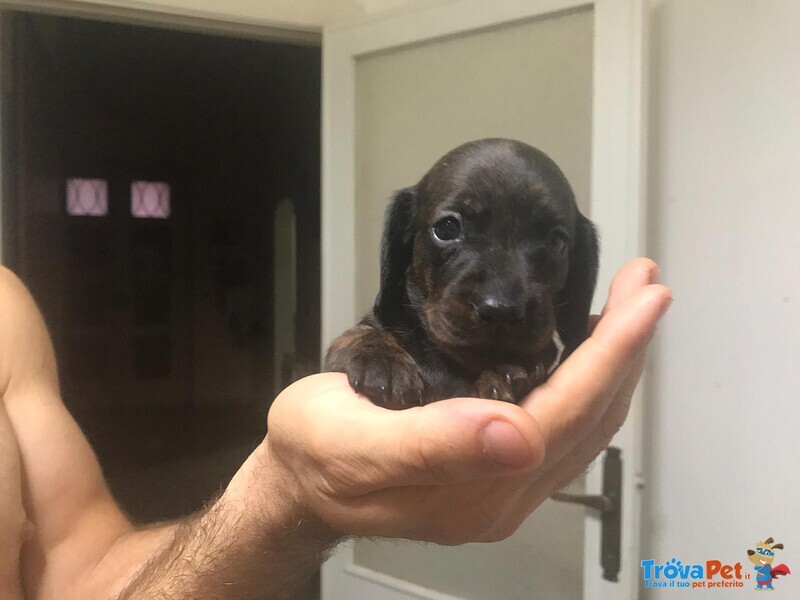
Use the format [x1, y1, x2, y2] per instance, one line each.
[550, 492, 613, 512]
[550, 446, 622, 582]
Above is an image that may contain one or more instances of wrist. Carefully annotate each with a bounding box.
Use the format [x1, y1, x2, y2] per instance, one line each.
[222, 439, 342, 550]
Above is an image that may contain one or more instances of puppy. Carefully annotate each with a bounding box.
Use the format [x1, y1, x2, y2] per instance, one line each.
[325, 138, 599, 409]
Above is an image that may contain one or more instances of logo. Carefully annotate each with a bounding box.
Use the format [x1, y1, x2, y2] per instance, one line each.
[746, 537, 791, 591]
[640, 536, 791, 591]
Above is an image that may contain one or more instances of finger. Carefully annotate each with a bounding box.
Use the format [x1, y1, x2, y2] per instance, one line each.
[382, 332, 656, 543]
[522, 283, 671, 467]
[499, 355, 646, 527]
[586, 258, 658, 335]
[491, 334, 652, 530]
[320, 475, 529, 545]
[601, 258, 660, 315]
[377, 398, 546, 489]
[360, 398, 545, 492]
[527, 349, 649, 509]
[318, 482, 474, 543]
[587, 314, 600, 335]
[545, 337, 649, 473]
[268, 374, 545, 496]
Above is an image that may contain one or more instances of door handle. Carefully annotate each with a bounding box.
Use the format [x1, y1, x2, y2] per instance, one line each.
[551, 446, 622, 582]
[550, 492, 612, 512]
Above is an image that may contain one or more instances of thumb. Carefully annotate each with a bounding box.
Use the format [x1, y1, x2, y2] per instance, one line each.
[268, 373, 544, 496]
[367, 397, 545, 491]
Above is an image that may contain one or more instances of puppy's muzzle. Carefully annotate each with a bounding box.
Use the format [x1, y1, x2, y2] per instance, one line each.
[468, 279, 548, 329]
[471, 295, 526, 325]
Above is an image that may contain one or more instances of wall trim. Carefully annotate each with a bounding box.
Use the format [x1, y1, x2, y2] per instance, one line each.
[0, 0, 321, 45]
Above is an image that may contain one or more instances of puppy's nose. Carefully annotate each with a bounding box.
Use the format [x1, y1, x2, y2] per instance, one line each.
[475, 297, 525, 325]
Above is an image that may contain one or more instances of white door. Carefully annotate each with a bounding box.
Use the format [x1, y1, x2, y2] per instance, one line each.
[320, 1, 647, 598]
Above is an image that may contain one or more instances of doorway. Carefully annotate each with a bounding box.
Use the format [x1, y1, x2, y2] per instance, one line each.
[1, 11, 321, 523]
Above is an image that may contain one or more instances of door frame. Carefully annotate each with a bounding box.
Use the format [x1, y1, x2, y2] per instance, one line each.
[0, 0, 320, 45]
[321, 1, 648, 598]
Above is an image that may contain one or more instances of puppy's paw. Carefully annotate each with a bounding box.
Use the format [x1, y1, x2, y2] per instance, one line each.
[529, 362, 549, 389]
[475, 364, 536, 403]
[346, 351, 425, 410]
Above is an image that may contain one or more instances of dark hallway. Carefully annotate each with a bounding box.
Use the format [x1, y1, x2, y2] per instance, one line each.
[2, 11, 320, 523]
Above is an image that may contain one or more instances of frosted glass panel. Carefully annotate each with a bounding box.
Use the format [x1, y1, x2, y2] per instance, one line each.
[131, 181, 171, 219]
[66, 178, 108, 216]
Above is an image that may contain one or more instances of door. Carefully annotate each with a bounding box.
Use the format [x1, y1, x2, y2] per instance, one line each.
[60, 177, 191, 411]
[321, 1, 647, 599]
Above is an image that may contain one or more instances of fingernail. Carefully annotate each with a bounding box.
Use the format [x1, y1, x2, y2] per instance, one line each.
[658, 296, 673, 318]
[647, 263, 660, 284]
[481, 420, 534, 467]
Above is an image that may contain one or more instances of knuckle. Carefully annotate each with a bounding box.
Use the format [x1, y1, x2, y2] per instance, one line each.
[424, 495, 517, 546]
[432, 520, 476, 546]
[601, 415, 624, 439]
[400, 435, 448, 485]
[569, 393, 614, 445]
[551, 467, 586, 493]
[468, 498, 507, 541]
[431, 530, 466, 546]
[482, 519, 521, 543]
[301, 424, 362, 497]
[601, 400, 631, 439]
[594, 440, 611, 460]
[313, 449, 367, 497]
[566, 414, 598, 447]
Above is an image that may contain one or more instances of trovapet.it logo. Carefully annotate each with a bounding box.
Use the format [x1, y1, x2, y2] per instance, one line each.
[641, 537, 791, 591]
[746, 537, 791, 591]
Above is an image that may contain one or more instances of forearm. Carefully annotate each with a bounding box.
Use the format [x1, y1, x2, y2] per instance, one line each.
[0, 269, 339, 600]
[111, 445, 339, 600]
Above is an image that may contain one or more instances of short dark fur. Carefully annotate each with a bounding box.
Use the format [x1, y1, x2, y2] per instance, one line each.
[325, 139, 599, 409]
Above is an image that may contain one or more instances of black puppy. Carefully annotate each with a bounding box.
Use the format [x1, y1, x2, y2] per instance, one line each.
[325, 138, 599, 409]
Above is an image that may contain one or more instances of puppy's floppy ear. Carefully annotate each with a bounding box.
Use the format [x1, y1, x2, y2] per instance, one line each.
[374, 186, 417, 325]
[556, 211, 599, 357]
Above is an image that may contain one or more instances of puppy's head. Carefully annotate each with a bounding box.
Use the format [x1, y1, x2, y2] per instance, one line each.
[375, 138, 598, 372]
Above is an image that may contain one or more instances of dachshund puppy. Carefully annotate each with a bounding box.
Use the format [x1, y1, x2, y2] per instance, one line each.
[325, 138, 599, 409]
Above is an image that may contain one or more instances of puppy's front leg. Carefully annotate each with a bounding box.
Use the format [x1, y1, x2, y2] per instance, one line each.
[324, 319, 425, 409]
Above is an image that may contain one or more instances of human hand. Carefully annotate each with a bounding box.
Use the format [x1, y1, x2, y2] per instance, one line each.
[263, 258, 671, 545]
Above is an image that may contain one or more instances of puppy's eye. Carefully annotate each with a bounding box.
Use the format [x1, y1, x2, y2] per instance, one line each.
[432, 215, 463, 242]
[547, 229, 568, 255]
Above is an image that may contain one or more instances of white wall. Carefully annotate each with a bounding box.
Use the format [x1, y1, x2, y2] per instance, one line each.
[644, 0, 800, 593]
